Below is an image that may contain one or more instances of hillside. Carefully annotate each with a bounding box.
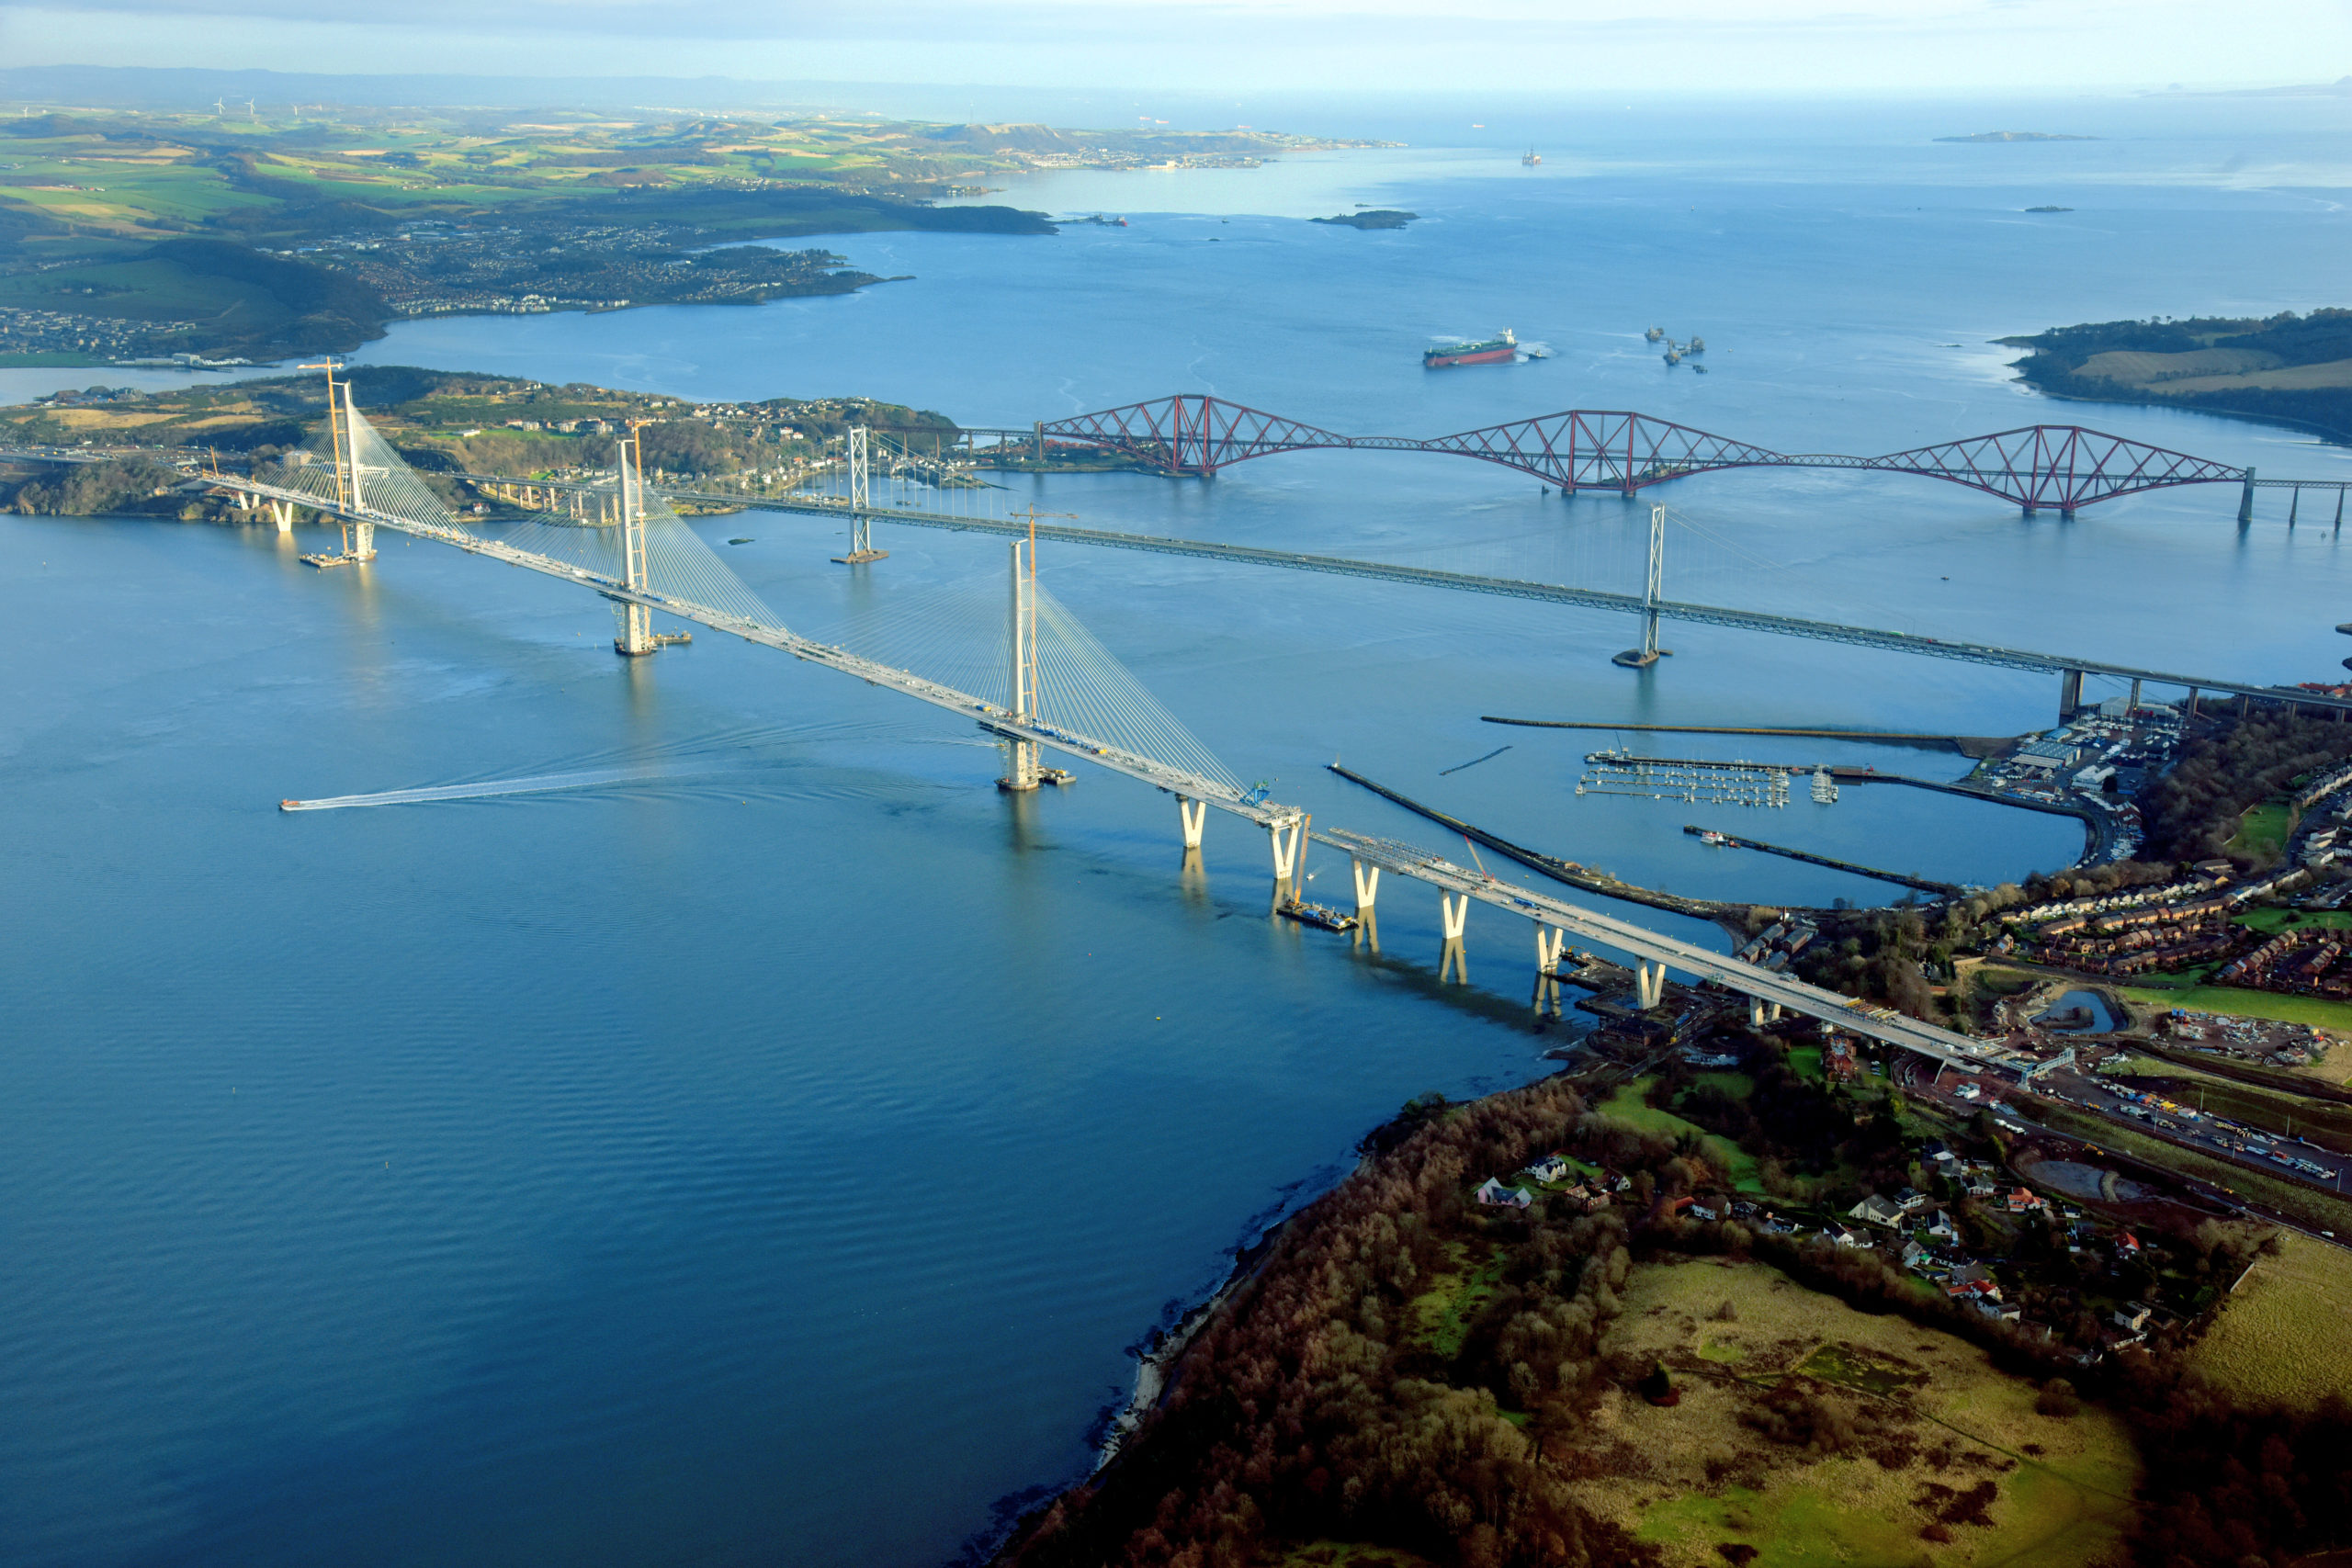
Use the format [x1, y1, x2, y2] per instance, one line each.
[0, 99, 1378, 366]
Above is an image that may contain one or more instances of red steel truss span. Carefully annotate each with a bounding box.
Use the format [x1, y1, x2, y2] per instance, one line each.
[1035, 394, 2249, 512]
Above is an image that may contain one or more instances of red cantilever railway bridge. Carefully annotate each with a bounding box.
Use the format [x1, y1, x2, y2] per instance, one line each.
[1030, 394, 2253, 514]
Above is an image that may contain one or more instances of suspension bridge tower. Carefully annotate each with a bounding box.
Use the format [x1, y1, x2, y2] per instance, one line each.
[833, 424, 888, 564]
[1612, 503, 1671, 669]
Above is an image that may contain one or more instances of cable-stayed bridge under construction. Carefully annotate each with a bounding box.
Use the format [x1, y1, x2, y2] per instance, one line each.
[218, 379, 2045, 1077]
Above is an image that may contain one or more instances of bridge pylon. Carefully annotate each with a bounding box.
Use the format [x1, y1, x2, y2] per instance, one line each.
[614, 426, 659, 657]
[1612, 504, 1671, 669]
[832, 425, 888, 564]
[1267, 815, 1304, 890]
[998, 536, 1042, 791]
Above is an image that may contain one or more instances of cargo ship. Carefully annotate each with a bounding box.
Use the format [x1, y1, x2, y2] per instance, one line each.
[1425, 329, 1517, 368]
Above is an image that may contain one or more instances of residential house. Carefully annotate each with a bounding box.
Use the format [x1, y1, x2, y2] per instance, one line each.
[1894, 1188, 1930, 1213]
[1476, 1178, 1532, 1210]
[1849, 1194, 1907, 1229]
[2113, 1302, 2153, 1333]
[2006, 1188, 2047, 1214]
[1525, 1155, 1571, 1183]
[1946, 1262, 2000, 1302]
[1825, 1224, 1868, 1249]
[1925, 1210, 1960, 1242]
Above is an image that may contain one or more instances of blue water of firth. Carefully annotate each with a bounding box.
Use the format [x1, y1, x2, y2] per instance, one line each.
[6, 93, 2351, 1567]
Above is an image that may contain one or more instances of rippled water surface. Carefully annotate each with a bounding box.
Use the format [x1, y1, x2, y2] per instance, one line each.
[5, 92, 2351, 1568]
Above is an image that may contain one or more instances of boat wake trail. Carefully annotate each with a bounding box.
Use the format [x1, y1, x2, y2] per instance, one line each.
[279, 765, 711, 812]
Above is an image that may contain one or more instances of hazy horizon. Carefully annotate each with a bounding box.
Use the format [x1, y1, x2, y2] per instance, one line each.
[1, 0, 2348, 97]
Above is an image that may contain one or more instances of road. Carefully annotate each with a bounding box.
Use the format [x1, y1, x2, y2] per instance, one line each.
[1895, 1054, 2352, 1244]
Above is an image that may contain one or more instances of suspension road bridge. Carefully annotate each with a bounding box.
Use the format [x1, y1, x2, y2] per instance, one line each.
[730, 491, 2352, 719]
[198, 374, 2040, 1077]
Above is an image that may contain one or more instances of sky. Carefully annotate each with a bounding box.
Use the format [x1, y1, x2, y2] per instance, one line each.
[0, 0, 2348, 94]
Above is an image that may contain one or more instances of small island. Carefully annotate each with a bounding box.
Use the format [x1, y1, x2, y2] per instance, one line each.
[1937, 130, 2099, 142]
[1311, 209, 1418, 230]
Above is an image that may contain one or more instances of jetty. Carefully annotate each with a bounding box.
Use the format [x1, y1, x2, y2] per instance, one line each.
[1484, 716, 2015, 758]
[1326, 764, 1743, 922]
[1685, 824, 1961, 897]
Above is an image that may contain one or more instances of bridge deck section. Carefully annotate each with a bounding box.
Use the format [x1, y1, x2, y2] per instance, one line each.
[1318, 827, 2018, 1071]
[737, 494, 2352, 711]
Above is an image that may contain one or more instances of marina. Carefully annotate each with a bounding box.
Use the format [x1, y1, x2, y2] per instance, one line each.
[1576, 748, 1800, 807]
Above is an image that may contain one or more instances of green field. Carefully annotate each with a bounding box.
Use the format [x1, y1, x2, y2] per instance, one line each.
[2122, 985, 2352, 1030]
[2188, 1233, 2352, 1409]
[1595, 1261, 2140, 1568]
[1600, 1082, 1765, 1194]
[2235, 907, 2352, 934]
[2225, 800, 2295, 863]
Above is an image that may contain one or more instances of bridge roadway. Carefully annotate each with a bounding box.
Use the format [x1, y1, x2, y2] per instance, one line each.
[741, 493, 2352, 714]
[1318, 827, 2014, 1072]
[219, 472, 2020, 1075]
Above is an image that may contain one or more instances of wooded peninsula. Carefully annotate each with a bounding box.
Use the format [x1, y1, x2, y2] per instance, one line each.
[2006, 310, 2352, 443]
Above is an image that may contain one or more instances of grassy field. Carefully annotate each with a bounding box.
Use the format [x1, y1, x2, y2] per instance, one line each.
[2188, 1233, 2352, 1410]
[1585, 1259, 2139, 1568]
[2235, 907, 2352, 934]
[2225, 800, 2296, 863]
[1599, 1082, 1766, 1194]
[2121, 985, 2352, 1031]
